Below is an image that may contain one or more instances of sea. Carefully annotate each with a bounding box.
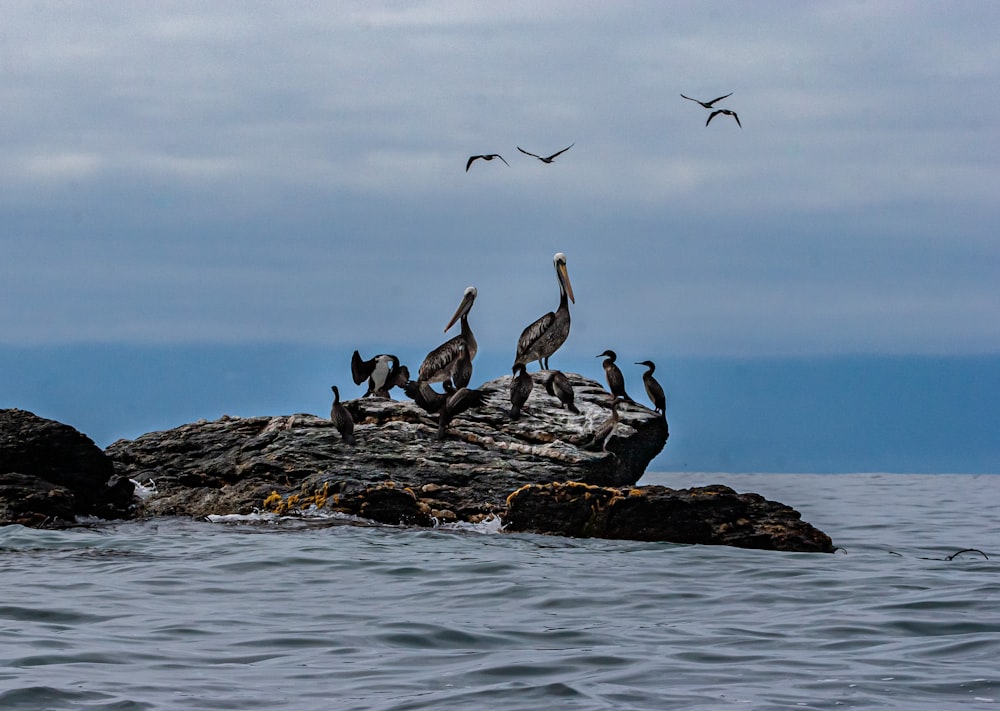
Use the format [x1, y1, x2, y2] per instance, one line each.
[1, 472, 997, 711]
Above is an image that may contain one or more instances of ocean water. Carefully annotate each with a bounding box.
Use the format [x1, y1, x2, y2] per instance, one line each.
[1, 473, 997, 710]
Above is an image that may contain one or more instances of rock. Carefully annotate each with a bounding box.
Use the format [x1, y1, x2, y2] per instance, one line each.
[0, 409, 135, 527]
[106, 372, 668, 521]
[504, 482, 835, 553]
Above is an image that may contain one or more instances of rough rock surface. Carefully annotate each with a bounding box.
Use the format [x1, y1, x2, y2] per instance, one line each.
[505, 482, 835, 552]
[0, 409, 135, 527]
[106, 373, 668, 523]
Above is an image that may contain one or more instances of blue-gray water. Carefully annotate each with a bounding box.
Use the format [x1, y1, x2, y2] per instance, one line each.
[1, 472, 998, 710]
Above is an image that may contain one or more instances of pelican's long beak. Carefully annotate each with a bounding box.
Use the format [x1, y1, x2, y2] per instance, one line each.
[559, 262, 575, 304]
[444, 290, 475, 332]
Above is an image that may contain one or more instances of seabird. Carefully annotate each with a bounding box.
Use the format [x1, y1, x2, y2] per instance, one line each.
[509, 363, 533, 421]
[437, 387, 486, 440]
[329, 386, 356, 445]
[587, 397, 620, 452]
[596, 350, 634, 402]
[514, 253, 574, 371]
[351, 351, 402, 398]
[706, 108, 741, 128]
[466, 154, 509, 171]
[452, 348, 473, 390]
[680, 92, 732, 109]
[418, 286, 478, 389]
[543, 370, 579, 414]
[635, 360, 666, 416]
[516, 143, 574, 164]
[404, 380, 448, 414]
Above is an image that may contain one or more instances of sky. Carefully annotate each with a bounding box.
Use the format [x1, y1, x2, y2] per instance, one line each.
[2, 2, 998, 471]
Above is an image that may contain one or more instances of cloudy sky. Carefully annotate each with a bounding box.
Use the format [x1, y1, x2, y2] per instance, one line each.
[2, 3, 998, 470]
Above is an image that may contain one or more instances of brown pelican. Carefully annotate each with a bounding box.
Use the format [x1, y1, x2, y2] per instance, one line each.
[543, 370, 579, 414]
[587, 397, 620, 452]
[418, 286, 478, 388]
[509, 363, 533, 421]
[706, 108, 741, 128]
[516, 143, 574, 164]
[437, 387, 486, 440]
[596, 350, 634, 403]
[329, 386, 355, 445]
[351, 351, 402, 398]
[466, 154, 509, 171]
[681, 92, 732, 109]
[514, 253, 574, 370]
[635, 360, 666, 416]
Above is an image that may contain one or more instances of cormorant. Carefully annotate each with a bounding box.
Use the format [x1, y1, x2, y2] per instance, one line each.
[635, 360, 666, 416]
[329, 385, 356, 445]
[509, 363, 533, 421]
[596, 350, 634, 402]
[543, 370, 579, 414]
[437, 387, 486, 440]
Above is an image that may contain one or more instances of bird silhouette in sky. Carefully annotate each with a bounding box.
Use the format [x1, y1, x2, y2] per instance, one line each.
[706, 108, 741, 128]
[517, 143, 574, 163]
[680, 92, 732, 109]
[466, 154, 509, 171]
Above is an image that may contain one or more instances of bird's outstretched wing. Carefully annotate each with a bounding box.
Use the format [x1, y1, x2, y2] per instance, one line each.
[517, 146, 542, 159]
[546, 143, 574, 160]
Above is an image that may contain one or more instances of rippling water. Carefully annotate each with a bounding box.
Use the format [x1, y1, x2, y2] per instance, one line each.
[1, 473, 998, 710]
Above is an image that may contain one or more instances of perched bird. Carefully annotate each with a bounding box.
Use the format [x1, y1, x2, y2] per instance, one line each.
[587, 397, 620, 452]
[329, 386, 356, 445]
[404, 380, 448, 414]
[596, 350, 634, 402]
[452, 348, 473, 390]
[466, 154, 509, 171]
[437, 387, 486, 440]
[543, 370, 579, 414]
[509, 363, 533, 421]
[418, 286, 478, 389]
[680, 92, 732, 109]
[383, 364, 410, 397]
[635, 360, 666, 416]
[707, 108, 741, 128]
[514, 253, 574, 371]
[351, 351, 402, 398]
[516, 143, 574, 164]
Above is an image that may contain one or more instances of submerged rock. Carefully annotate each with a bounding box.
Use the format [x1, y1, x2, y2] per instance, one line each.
[0, 409, 135, 527]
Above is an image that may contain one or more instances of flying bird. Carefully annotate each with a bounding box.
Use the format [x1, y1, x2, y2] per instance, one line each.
[596, 350, 634, 403]
[543, 370, 579, 414]
[514, 253, 574, 371]
[516, 143, 574, 164]
[706, 108, 741, 128]
[680, 92, 732, 109]
[329, 386, 356, 445]
[509, 363, 533, 421]
[418, 286, 478, 389]
[635, 360, 666, 417]
[466, 154, 509, 171]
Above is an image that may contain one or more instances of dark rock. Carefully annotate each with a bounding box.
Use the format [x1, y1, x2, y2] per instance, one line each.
[106, 373, 668, 522]
[504, 482, 835, 553]
[0, 409, 135, 527]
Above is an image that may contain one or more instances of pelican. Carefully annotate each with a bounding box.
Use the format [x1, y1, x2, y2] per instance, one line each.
[329, 386, 356, 445]
[437, 387, 486, 440]
[596, 350, 634, 402]
[466, 154, 509, 171]
[509, 363, 533, 421]
[543, 370, 579, 414]
[681, 92, 732, 109]
[587, 397, 620, 452]
[514, 253, 574, 370]
[418, 286, 478, 388]
[635, 360, 666, 416]
[351, 351, 402, 398]
[516, 143, 574, 163]
[707, 108, 741, 128]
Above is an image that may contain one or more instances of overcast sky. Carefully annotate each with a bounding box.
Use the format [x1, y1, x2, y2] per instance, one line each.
[3, 1, 998, 361]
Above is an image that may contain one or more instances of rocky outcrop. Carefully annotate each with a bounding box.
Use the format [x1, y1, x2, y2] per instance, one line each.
[0, 409, 135, 527]
[106, 372, 668, 523]
[504, 482, 835, 552]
